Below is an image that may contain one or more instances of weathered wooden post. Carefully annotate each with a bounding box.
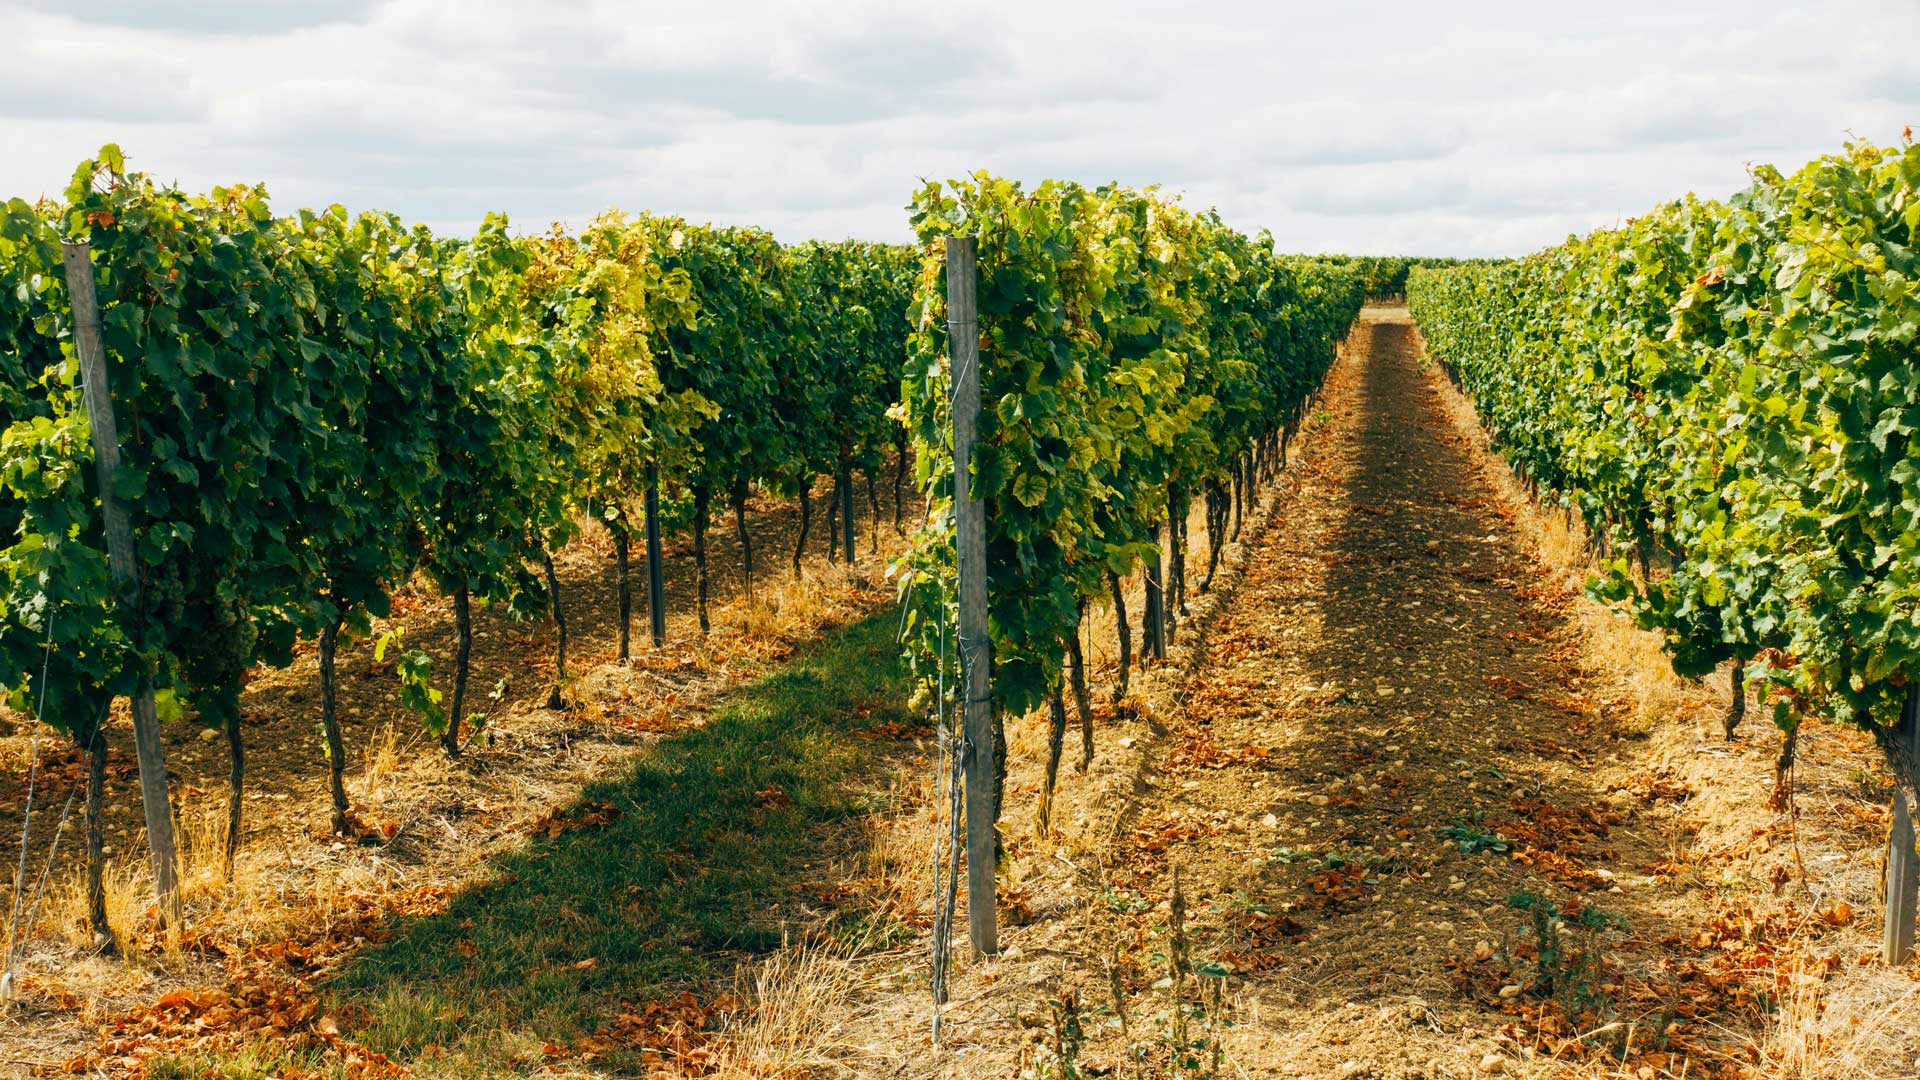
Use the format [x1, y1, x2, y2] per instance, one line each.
[60, 241, 182, 928]
[1887, 794, 1916, 964]
[644, 465, 667, 648]
[947, 236, 997, 956]
[1886, 685, 1919, 964]
[838, 457, 856, 568]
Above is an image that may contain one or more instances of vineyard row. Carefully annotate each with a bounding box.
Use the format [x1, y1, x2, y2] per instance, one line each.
[0, 149, 1369, 944]
[1408, 137, 1920, 959]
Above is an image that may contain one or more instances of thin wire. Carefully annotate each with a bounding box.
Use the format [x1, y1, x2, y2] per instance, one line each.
[926, 686, 942, 922]
[930, 574, 955, 1044]
[929, 693, 946, 1038]
[934, 293, 978, 1044]
[936, 694, 964, 1042]
[4, 620, 56, 991]
[16, 755, 85, 961]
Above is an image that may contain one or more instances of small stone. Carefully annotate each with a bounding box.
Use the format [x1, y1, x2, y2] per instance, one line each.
[1261, 813, 1278, 829]
[999, 945, 1022, 960]
[1308, 794, 1331, 807]
[1480, 1052, 1505, 1073]
[198, 727, 219, 743]
[1497, 984, 1522, 999]
[1118, 737, 1136, 748]
[1337, 1062, 1363, 1078]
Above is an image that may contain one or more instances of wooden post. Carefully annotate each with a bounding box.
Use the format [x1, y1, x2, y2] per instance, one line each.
[947, 236, 997, 957]
[644, 465, 667, 648]
[838, 457, 856, 568]
[60, 241, 182, 928]
[1887, 791, 1916, 964]
[1886, 684, 1920, 964]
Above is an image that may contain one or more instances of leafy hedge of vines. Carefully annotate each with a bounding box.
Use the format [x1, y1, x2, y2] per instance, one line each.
[1409, 140, 1920, 737]
[895, 175, 1365, 714]
[0, 148, 913, 761]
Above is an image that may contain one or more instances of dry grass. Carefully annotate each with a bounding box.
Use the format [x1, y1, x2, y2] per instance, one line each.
[358, 720, 408, 815]
[32, 773, 434, 968]
[856, 788, 938, 932]
[175, 793, 232, 903]
[709, 936, 865, 1078]
[45, 856, 143, 954]
[719, 570, 863, 653]
[1752, 968, 1920, 1080]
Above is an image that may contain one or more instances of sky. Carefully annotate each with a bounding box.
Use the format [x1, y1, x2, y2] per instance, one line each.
[2, 1, 1914, 257]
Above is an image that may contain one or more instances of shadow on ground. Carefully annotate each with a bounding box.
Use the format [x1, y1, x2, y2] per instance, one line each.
[1242, 312, 1671, 978]
[325, 612, 914, 1074]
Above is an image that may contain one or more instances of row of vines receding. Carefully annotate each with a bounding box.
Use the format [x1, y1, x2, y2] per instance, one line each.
[1407, 137, 1920, 784]
[0, 147, 919, 944]
[894, 175, 1365, 835]
[0, 149, 1366, 959]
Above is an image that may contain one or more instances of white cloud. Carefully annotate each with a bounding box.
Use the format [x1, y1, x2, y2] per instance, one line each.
[0, 0, 1912, 255]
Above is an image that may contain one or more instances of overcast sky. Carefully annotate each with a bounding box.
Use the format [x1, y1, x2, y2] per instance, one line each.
[3, 1, 1913, 256]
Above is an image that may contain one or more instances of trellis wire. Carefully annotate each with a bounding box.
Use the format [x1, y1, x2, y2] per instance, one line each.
[2, 623, 54, 1001]
[900, 308, 975, 1045]
[9, 766, 83, 977]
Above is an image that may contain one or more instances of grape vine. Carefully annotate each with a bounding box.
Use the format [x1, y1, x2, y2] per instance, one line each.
[894, 175, 1363, 827]
[1409, 139, 1920, 762]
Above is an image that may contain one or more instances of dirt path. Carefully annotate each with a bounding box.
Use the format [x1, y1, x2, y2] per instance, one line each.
[880, 307, 1768, 1080]
[1104, 306, 1667, 1076]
